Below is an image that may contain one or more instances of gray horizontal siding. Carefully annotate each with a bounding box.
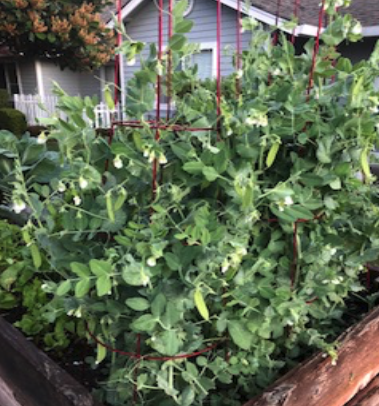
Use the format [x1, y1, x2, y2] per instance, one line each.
[18, 60, 38, 94]
[123, 0, 251, 84]
[40, 61, 101, 98]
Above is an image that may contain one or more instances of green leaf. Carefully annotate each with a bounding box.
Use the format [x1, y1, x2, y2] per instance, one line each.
[96, 275, 112, 297]
[151, 330, 181, 356]
[90, 259, 113, 277]
[202, 166, 219, 182]
[169, 34, 186, 51]
[0, 263, 23, 290]
[228, 320, 252, 350]
[194, 288, 209, 321]
[152, 293, 166, 317]
[71, 262, 91, 278]
[175, 20, 194, 34]
[131, 314, 157, 332]
[164, 252, 181, 270]
[125, 297, 150, 311]
[183, 161, 204, 174]
[180, 386, 195, 406]
[104, 86, 115, 110]
[122, 262, 149, 286]
[57, 280, 72, 296]
[75, 278, 91, 298]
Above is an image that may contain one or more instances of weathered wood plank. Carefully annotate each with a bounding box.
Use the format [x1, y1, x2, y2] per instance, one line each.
[345, 375, 379, 406]
[244, 306, 379, 406]
[0, 317, 103, 406]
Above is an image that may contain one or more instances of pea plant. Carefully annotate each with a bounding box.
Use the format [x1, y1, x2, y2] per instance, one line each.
[4, 2, 379, 405]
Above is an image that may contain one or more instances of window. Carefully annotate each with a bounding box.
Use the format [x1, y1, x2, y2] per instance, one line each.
[0, 63, 20, 96]
[185, 43, 217, 80]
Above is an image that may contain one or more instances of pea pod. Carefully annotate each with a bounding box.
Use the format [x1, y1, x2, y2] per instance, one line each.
[22, 229, 32, 244]
[96, 342, 107, 365]
[360, 149, 371, 181]
[194, 288, 209, 321]
[30, 244, 42, 269]
[266, 141, 280, 168]
[114, 190, 127, 211]
[106, 192, 115, 223]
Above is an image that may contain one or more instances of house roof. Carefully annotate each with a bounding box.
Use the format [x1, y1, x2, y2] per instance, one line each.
[105, 0, 379, 37]
[254, 0, 379, 28]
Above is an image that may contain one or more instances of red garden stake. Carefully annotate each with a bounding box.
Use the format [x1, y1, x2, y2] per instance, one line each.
[166, 0, 173, 121]
[235, 0, 242, 98]
[306, 0, 326, 99]
[216, 0, 222, 140]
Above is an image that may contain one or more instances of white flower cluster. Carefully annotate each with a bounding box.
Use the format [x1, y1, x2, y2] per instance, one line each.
[245, 111, 268, 127]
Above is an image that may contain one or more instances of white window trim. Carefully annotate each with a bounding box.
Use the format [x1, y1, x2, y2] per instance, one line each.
[189, 42, 217, 79]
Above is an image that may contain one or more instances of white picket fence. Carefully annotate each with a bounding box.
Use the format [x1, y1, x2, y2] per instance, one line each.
[14, 94, 124, 128]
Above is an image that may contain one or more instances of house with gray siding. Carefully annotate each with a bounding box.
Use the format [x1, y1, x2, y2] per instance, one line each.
[1, 0, 378, 125]
[108, 0, 379, 108]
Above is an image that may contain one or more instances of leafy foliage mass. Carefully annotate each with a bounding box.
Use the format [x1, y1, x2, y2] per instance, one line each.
[1, 1, 379, 405]
[0, 0, 114, 70]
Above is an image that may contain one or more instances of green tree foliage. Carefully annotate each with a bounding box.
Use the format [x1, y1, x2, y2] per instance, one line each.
[0, 0, 115, 70]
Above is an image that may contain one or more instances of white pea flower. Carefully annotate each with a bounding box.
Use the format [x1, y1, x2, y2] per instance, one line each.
[238, 248, 248, 256]
[156, 62, 163, 76]
[278, 206, 285, 212]
[284, 196, 294, 206]
[143, 149, 150, 158]
[141, 274, 150, 286]
[147, 257, 157, 267]
[127, 57, 136, 66]
[79, 177, 88, 190]
[351, 22, 362, 36]
[37, 132, 47, 145]
[73, 196, 82, 206]
[113, 155, 123, 169]
[13, 200, 26, 214]
[148, 152, 156, 163]
[257, 115, 268, 127]
[58, 182, 66, 193]
[236, 69, 243, 79]
[330, 248, 337, 255]
[272, 68, 281, 76]
[245, 116, 255, 126]
[158, 154, 167, 165]
[221, 259, 230, 274]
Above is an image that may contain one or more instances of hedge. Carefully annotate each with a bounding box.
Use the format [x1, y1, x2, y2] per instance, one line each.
[0, 108, 27, 136]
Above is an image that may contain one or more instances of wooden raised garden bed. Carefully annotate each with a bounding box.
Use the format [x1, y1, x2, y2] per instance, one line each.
[2, 306, 379, 406]
[0, 317, 102, 406]
[244, 306, 379, 406]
